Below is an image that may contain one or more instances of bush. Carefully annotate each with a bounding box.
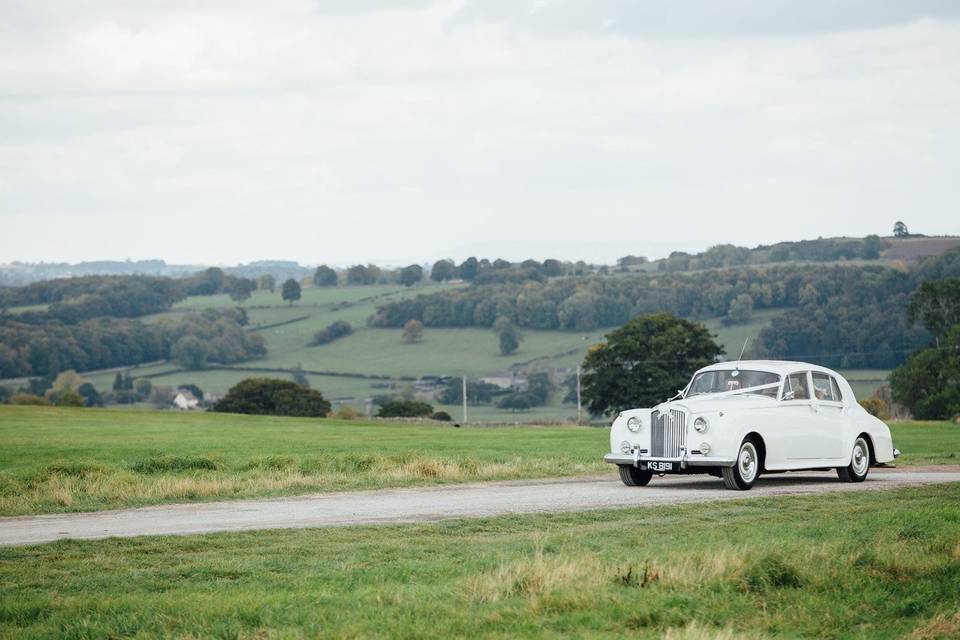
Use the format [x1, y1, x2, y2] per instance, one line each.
[377, 399, 434, 418]
[497, 393, 534, 412]
[310, 321, 353, 346]
[432, 410, 452, 421]
[741, 555, 803, 592]
[212, 378, 331, 417]
[334, 404, 364, 420]
[54, 389, 85, 407]
[10, 393, 51, 406]
[859, 397, 891, 420]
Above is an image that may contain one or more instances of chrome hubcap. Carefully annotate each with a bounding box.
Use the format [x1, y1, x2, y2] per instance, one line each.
[852, 439, 869, 476]
[739, 442, 758, 483]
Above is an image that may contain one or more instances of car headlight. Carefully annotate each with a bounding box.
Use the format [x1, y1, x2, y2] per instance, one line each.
[693, 417, 708, 433]
[700, 442, 711, 455]
[627, 417, 642, 432]
[620, 441, 632, 454]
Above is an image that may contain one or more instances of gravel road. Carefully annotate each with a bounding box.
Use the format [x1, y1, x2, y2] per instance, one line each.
[2, 469, 958, 547]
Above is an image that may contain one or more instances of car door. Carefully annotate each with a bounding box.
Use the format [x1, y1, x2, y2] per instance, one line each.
[810, 373, 847, 460]
[777, 371, 827, 461]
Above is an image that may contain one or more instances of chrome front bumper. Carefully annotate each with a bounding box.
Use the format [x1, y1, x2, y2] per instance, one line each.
[603, 453, 736, 468]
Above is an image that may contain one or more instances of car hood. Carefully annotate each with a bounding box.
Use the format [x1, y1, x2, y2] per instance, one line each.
[655, 394, 776, 414]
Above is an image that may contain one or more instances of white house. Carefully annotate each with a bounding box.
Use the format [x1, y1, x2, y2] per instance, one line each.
[172, 389, 200, 410]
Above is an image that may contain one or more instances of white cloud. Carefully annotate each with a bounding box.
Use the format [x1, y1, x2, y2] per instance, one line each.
[0, 1, 957, 264]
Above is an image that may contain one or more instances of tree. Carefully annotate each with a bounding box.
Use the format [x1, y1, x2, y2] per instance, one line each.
[458, 257, 479, 281]
[376, 399, 434, 418]
[51, 370, 85, 394]
[893, 221, 909, 237]
[113, 372, 124, 391]
[890, 326, 960, 419]
[313, 265, 338, 287]
[346, 264, 379, 285]
[402, 319, 424, 343]
[497, 393, 533, 411]
[55, 389, 84, 407]
[212, 378, 331, 417]
[493, 316, 521, 355]
[430, 260, 456, 282]
[908, 279, 960, 343]
[281, 279, 302, 305]
[581, 313, 723, 416]
[726, 293, 754, 325]
[291, 364, 310, 388]
[310, 321, 353, 346]
[228, 278, 256, 304]
[399, 264, 423, 287]
[134, 378, 153, 399]
[178, 384, 204, 401]
[543, 259, 563, 276]
[172, 335, 209, 370]
[257, 274, 276, 292]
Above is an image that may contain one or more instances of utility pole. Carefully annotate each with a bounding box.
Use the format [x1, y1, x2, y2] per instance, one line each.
[462, 374, 468, 423]
[576, 365, 582, 425]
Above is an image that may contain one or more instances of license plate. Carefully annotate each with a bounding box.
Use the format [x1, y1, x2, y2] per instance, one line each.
[646, 461, 673, 471]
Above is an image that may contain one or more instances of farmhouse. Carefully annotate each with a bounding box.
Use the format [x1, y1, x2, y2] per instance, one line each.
[172, 389, 200, 410]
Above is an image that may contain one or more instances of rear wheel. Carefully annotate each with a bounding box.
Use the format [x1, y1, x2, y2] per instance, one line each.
[618, 465, 653, 487]
[837, 437, 870, 483]
[722, 439, 760, 490]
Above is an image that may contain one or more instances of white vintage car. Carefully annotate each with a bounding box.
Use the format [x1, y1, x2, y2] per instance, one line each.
[604, 360, 899, 490]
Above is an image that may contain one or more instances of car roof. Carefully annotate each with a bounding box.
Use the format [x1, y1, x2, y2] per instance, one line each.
[695, 360, 842, 377]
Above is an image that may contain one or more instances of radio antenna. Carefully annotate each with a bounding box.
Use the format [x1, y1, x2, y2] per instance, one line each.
[736, 338, 749, 368]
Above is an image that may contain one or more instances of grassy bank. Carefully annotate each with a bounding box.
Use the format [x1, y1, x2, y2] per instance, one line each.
[2, 484, 959, 638]
[0, 406, 956, 516]
[0, 405, 607, 516]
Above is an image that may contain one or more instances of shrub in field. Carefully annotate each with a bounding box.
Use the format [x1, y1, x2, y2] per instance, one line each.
[859, 397, 891, 420]
[334, 404, 364, 420]
[10, 393, 50, 406]
[128, 454, 222, 473]
[741, 555, 803, 592]
[432, 410, 452, 421]
[310, 321, 353, 346]
[212, 378, 331, 417]
[377, 399, 433, 418]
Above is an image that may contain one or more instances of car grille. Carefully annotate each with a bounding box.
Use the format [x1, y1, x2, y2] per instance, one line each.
[651, 408, 687, 458]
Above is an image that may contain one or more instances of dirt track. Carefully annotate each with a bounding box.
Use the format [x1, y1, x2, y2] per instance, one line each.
[2, 469, 958, 547]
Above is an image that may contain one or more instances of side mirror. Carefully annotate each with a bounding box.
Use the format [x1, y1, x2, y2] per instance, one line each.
[782, 390, 795, 401]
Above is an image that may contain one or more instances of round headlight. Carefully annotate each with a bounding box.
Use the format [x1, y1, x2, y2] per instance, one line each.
[694, 417, 708, 433]
[700, 441, 711, 455]
[620, 441, 632, 454]
[627, 417, 642, 432]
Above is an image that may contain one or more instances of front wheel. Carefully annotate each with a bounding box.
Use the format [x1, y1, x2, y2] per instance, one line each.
[722, 439, 760, 490]
[618, 465, 653, 487]
[837, 437, 870, 483]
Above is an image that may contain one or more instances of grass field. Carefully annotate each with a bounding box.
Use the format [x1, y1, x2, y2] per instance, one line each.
[0, 406, 956, 517]
[2, 483, 959, 638]
[0, 406, 607, 516]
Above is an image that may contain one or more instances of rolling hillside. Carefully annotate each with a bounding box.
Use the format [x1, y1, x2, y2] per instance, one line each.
[83, 287, 836, 422]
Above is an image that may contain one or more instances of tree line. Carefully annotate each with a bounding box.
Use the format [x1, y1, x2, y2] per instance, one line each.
[0, 308, 265, 379]
[369, 250, 960, 369]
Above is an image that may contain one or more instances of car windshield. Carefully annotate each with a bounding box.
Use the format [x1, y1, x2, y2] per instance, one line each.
[686, 369, 781, 398]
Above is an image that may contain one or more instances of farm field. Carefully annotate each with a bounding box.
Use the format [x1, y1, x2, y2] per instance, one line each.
[2, 483, 959, 638]
[0, 406, 956, 516]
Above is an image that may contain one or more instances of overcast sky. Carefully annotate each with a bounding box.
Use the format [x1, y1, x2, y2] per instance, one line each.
[1, 0, 958, 266]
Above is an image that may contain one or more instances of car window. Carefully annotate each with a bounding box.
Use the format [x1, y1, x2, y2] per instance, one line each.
[687, 370, 780, 398]
[783, 372, 810, 400]
[830, 377, 844, 402]
[812, 372, 838, 402]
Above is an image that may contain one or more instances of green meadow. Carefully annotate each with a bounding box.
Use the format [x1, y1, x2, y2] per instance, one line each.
[0, 406, 955, 516]
[2, 483, 959, 638]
